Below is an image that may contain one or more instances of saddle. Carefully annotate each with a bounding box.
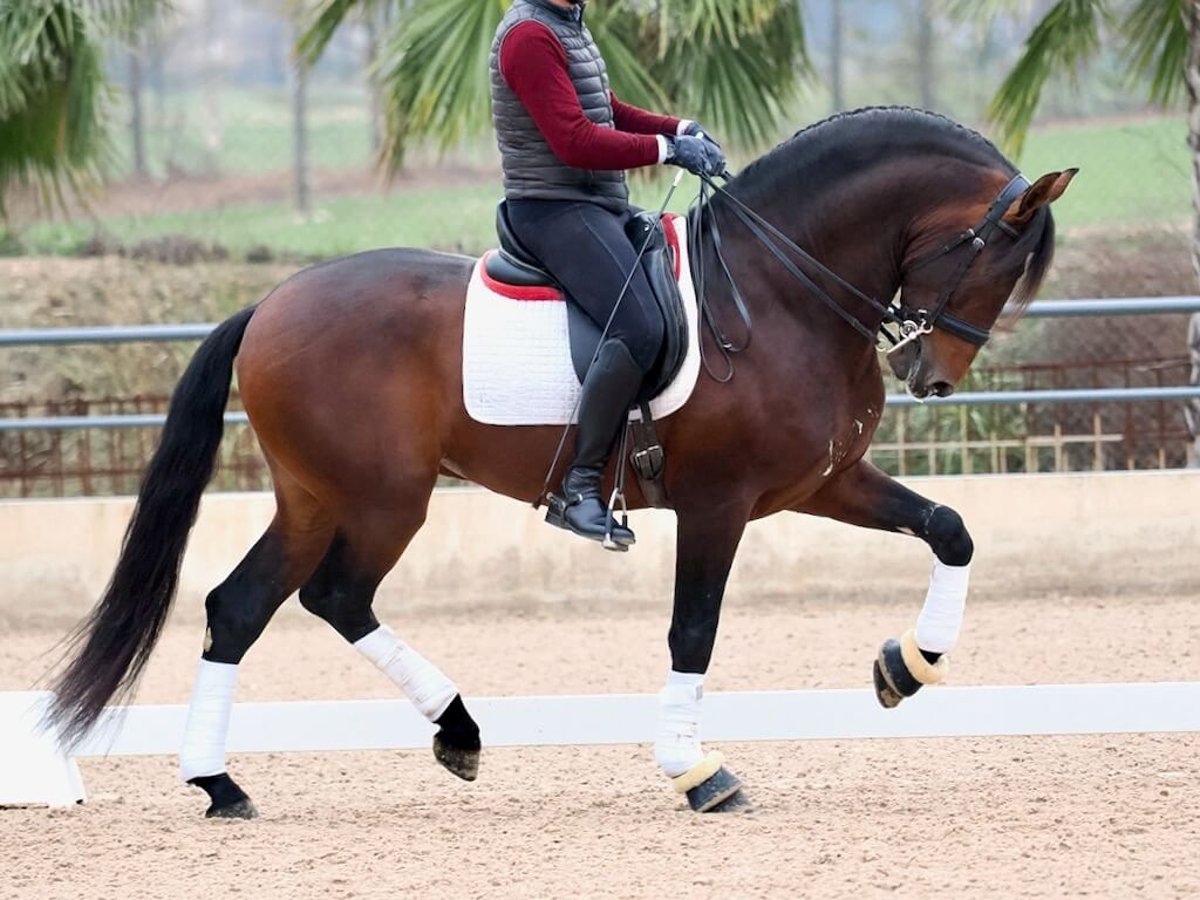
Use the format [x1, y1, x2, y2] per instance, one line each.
[489, 201, 689, 403]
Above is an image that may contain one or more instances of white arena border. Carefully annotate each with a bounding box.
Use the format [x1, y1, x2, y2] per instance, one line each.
[74, 682, 1200, 757]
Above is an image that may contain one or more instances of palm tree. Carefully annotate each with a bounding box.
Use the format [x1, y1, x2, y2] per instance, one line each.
[297, 0, 811, 171]
[0, 0, 163, 217]
[963, 2, 1195, 265]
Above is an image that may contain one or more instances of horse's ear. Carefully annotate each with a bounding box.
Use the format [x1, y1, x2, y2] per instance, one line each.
[1003, 168, 1078, 226]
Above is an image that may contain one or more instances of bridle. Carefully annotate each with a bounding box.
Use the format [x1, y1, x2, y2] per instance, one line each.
[894, 173, 1030, 349]
[690, 172, 1031, 377]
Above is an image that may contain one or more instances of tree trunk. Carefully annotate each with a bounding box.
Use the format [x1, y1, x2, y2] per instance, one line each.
[128, 41, 147, 178]
[916, 0, 936, 111]
[201, 0, 223, 174]
[289, 17, 311, 215]
[365, 6, 384, 154]
[829, 0, 845, 112]
[148, 29, 166, 131]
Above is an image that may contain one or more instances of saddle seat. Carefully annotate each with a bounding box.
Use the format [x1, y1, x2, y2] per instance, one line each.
[486, 201, 689, 402]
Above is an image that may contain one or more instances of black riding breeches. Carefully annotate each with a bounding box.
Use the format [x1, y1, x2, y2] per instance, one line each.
[505, 198, 666, 374]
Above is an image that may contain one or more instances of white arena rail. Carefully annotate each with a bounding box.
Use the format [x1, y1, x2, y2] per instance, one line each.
[4, 682, 1200, 807]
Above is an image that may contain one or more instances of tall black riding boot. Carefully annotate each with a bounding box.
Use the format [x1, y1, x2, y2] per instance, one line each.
[546, 339, 645, 548]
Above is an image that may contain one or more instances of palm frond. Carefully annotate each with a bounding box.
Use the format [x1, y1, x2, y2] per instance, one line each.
[659, 0, 809, 148]
[376, 0, 505, 170]
[988, 0, 1110, 155]
[0, 0, 134, 218]
[296, 0, 363, 69]
[1123, 0, 1188, 107]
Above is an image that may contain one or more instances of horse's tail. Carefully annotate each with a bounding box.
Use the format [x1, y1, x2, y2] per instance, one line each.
[46, 306, 257, 746]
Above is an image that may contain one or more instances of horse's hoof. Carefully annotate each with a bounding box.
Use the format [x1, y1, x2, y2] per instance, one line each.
[872, 656, 906, 709]
[205, 798, 258, 820]
[686, 765, 744, 813]
[874, 637, 922, 708]
[873, 631, 949, 709]
[707, 788, 754, 814]
[432, 695, 481, 781]
[189, 772, 256, 820]
[434, 735, 480, 782]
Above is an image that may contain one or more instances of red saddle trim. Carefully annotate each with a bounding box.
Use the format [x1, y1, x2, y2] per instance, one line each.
[480, 213, 682, 302]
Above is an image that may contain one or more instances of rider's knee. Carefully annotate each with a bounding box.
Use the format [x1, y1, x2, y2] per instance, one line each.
[924, 505, 973, 566]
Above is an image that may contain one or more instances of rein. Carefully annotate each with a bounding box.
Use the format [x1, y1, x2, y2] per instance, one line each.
[689, 171, 1030, 376]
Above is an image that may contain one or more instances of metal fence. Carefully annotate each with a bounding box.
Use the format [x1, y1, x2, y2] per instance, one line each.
[2, 298, 1198, 497]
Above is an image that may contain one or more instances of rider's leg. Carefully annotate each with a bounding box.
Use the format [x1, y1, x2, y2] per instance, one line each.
[507, 200, 665, 544]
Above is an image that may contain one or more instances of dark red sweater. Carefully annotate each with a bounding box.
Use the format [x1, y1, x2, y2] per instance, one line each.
[498, 20, 682, 170]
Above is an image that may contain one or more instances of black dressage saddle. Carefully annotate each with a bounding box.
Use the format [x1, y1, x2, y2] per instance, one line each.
[488, 201, 689, 403]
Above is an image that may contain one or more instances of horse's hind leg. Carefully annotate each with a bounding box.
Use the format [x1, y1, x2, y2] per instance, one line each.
[298, 504, 481, 782]
[797, 459, 973, 708]
[181, 476, 333, 819]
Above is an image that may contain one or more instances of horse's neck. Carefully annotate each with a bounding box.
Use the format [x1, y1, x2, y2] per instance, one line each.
[696, 172, 908, 362]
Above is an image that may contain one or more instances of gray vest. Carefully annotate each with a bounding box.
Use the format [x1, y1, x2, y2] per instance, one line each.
[490, 0, 628, 211]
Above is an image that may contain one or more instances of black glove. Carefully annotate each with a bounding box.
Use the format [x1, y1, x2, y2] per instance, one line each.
[666, 134, 726, 178]
[684, 121, 721, 148]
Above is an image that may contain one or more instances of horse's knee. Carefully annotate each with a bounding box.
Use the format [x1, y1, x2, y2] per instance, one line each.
[924, 505, 973, 566]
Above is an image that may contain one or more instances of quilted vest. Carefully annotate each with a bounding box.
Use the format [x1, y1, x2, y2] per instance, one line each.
[490, 0, 628, 211]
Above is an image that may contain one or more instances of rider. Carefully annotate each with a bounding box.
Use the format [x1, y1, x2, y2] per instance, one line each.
[490, 0, 726, 547]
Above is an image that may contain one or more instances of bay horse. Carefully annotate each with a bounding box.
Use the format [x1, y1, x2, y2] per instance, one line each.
[47, 108, 1073, 817]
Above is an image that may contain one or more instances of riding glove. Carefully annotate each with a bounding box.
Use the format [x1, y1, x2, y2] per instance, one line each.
[684, 121, 721, 148]
[666, 134, 726, 178]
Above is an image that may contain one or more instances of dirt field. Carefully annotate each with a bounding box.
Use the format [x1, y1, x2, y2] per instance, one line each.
[2, 583, 1198, 899]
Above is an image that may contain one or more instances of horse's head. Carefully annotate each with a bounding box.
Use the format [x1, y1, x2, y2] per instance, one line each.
[888, 168, 1076, 398]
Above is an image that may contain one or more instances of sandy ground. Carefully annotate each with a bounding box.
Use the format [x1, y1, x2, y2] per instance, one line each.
[2, 584, 1199, 899]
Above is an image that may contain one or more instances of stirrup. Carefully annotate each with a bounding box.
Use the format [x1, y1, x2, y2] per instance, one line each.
[601, 486, 631, 552]
[542, 489, 635, 551]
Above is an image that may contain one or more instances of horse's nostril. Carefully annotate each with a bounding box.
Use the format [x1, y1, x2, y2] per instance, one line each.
[932, 381, 954, 398]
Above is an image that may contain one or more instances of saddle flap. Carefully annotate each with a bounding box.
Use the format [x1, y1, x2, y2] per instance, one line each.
[486, 207, 690, 401]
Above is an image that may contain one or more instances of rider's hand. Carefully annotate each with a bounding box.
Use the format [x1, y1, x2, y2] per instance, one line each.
[666, 134, 726, 178]
[683, 121, 721, 149]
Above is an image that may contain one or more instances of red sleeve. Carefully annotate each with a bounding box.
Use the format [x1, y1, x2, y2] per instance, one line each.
[498, 21, 660, 171]
[611, 90, 681, 136]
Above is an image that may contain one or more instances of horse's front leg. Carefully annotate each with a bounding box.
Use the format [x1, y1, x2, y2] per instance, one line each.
[656, 503, 751, 812]
[797, 459, 972, 708]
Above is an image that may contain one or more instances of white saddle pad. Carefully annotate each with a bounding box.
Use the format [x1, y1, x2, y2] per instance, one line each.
[462, 213, 700, 426]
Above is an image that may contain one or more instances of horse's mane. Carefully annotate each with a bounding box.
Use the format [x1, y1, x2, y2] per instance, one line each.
[729, 106, 1055, 312]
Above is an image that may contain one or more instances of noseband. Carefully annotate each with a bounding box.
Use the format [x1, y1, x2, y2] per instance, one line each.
[892, 173, 1030, 350]
[694, 172, 1030, 369]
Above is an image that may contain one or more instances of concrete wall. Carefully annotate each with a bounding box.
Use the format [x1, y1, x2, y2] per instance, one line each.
[2, 472, 1197, 625]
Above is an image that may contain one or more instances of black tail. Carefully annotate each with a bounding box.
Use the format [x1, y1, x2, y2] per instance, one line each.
[46, 307, 257, 746]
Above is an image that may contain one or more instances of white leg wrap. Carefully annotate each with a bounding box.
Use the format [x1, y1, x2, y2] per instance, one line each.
[179, 659, 238, 782]
[654, 671, 705, 778]
[914, 560, 970, 653]
[354, 625, 457, 721]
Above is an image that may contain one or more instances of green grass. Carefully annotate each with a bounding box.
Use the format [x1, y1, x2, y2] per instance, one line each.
[114, 87, 374, 178]
[1016, 116, 1191, 231]
[20, 171, 700, 259]
[111, 86, 502, 179]
[19, 112, 1192, 260]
